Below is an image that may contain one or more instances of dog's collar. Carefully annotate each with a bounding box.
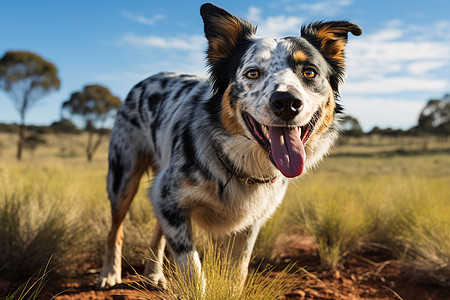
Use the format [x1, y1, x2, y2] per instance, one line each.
[212, 142, 278, 186]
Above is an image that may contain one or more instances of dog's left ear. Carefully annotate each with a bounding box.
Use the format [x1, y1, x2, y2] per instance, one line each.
[301, 21, 362, 66]
[200, 3, 256, 66]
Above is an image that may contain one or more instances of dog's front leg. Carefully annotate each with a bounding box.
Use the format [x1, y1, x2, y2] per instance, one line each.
[222, 222, 262, 282]
[152, 196, 204, 288]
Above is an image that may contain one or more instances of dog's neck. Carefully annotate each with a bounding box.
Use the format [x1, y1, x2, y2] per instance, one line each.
[212, 138, 278, 185]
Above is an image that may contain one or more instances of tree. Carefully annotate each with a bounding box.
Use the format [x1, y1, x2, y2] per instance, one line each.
[24, 134, 47, 156]
[413, 94, 450, 150]
[417, 94, 450, 134]
[62, 85, 121, 161]
[0, 51, 60, 160]
[341, 114, 363, 136]
[50, 118, 79, 134]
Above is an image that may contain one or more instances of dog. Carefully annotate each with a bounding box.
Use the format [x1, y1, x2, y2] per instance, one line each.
[97, 3, 361, 289]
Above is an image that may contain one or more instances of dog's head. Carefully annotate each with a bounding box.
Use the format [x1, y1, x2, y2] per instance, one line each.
[201, 3, 361, 178]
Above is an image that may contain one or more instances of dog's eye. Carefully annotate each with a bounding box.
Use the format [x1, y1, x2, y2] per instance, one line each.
[246, 69, 260, 79]
[303, 68, 316, 78]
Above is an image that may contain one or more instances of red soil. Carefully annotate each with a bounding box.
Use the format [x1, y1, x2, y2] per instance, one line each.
[1, 233, 449, 300]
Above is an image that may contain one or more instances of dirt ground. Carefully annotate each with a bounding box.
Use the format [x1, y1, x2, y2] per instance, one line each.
[1, 233, 449, 300]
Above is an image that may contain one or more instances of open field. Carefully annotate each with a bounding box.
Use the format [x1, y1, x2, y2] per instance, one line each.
[0, 132, 449, 299]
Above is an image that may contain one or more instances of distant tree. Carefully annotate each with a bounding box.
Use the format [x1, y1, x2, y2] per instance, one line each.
[50, 118, 79, 134]
[62, 85, 121, 161]
[0, 51, 60, 160]
[417, 94, 450, 134]
[369, 127, 405, 136]
[0, 123, 18, 133]
[341, 115, 364, 136]
[24, 134, 47, 155]
[413, 94, 450, 150]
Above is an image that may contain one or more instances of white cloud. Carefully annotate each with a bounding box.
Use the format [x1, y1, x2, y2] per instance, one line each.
[348, 38, 450, 67]
[344, 21, 450, 97]
[434, 21, 450, 39]
[246, 6, 303, 37]
[343, 77, 448, 94]
[286, 0, 353, 16]
[343, 96, 426, 131]
[338, 20, 450, 129]
[247, 6, 262, 23]
[120, 33, 205, 51]
[93, 71, 152, 99]
[122, 12, 165, 26]
[115, 32, 207, 83]
[406, 61, 447, 76]
[365, 28, 403, 41]
[257, 15, 304, 37]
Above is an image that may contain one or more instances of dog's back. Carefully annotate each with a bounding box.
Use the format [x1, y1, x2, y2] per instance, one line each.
[107, 72, 210, 200]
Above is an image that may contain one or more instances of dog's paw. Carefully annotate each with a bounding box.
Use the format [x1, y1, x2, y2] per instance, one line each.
[145, 272, 167, 290]
[96, 274, 121, 290]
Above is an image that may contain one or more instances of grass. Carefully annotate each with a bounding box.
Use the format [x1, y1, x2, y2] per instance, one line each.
[0, 133, 154, 280]
[0, 167, 91, 279]
[0, 131, 450, 295]
[396, 196, 450, 286]
[292, 183, 368, 269]
[256, 151, 450, 278]
[1, 258, 52, 300]
[138, 240, 301, 300]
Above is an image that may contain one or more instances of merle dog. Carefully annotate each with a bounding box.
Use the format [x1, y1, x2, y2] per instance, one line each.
[97, 3, 361, 289]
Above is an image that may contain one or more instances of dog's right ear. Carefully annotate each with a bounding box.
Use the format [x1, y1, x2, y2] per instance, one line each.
[200, 3, 256, 66]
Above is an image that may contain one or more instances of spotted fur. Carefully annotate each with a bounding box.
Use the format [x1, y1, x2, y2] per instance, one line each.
[97, 3, 361, 289]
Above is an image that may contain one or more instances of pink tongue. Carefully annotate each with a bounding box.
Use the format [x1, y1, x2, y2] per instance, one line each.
[269, 126, 306, 178]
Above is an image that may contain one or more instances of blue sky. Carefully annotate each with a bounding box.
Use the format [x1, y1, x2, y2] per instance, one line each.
[1, 0, 449, 131]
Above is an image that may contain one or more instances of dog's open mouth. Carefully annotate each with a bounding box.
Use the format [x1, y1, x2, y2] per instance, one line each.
[243, 112, 317, 178]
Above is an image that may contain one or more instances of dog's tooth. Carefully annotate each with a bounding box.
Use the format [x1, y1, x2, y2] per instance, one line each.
[262, 125, 270, 139]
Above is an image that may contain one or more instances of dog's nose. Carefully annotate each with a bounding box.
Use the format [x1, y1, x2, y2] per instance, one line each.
[270, 92, 302, 121]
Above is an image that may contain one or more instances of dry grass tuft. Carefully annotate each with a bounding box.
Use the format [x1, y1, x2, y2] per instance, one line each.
[138, 240, 301, 300]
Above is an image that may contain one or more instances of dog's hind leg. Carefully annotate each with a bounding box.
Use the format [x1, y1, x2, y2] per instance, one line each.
[143, 221, 167, 289]
[97, 144, 151, 289]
